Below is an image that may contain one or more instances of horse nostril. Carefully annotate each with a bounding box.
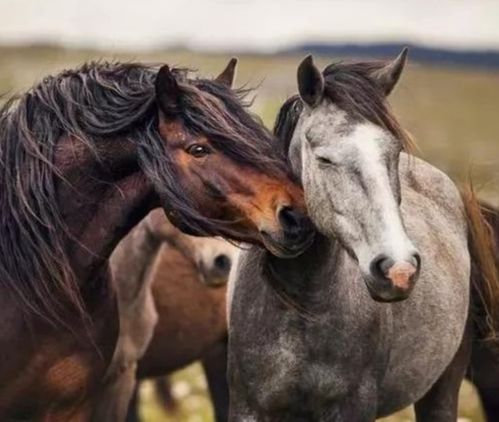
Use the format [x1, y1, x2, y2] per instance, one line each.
[214, 254, 231, 273]
[278, 206, 308, 240]
[412, 252, 422, 271]
[370, 254, 395, 280]
[369, 253, 419, 293]
[278, 206, 300, 228]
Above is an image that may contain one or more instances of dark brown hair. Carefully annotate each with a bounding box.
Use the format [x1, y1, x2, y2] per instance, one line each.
[0, 61, 286, 329]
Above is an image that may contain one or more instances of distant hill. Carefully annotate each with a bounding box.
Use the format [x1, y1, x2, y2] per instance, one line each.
[281, 43, 499, 70]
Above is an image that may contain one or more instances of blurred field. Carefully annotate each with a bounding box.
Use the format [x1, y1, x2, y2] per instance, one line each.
[0, 46, 497, 421]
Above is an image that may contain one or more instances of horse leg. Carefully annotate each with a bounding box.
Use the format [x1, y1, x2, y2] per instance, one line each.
[475, 386, 499, 422]
[414, 320, 472, 422]
[467, 336, 499, 422]
[124, 383, 140, 422]
[90, 362, 137, 422]
[202, 338, 229, 422]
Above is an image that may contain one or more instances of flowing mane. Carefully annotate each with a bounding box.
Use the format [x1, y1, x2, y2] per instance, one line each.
[0, 61, 283, 329]
[274, 59, 414, 154]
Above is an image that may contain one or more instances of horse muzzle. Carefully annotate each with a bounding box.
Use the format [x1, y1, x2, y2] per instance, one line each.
[364, 253, 421, 302]
[259, 206, 315, 258]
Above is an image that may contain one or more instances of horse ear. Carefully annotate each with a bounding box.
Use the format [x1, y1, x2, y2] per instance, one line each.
[156, 65, 181, 115]
[297, 55, 324, 108]
[371, 47, 408, 96]
[215, 57, 238, 87]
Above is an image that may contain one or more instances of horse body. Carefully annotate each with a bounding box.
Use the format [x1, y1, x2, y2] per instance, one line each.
[230, 157, 469, 420]
[136, 241, 228, 377]
[229, 52, 476, 421]
[132, 225, 231, 422]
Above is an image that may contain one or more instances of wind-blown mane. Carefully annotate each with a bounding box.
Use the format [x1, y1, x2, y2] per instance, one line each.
[274, 60, 414, 154]
[0, 61, 283, 329]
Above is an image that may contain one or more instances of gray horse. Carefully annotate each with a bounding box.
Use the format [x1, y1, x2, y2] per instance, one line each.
[228, 50, 492, 421]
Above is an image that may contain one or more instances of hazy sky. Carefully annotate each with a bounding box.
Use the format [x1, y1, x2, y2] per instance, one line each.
[2, 0, 499, 51]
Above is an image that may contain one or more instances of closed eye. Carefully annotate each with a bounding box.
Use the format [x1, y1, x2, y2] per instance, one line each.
[316, 155, 341, 168]
[313, 146, 340, 167]
[316, 156, 332, 165]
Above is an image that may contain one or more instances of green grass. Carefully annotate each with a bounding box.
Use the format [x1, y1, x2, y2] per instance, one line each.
[0, 45, 497, 421]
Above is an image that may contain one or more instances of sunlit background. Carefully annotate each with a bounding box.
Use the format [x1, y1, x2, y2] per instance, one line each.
[1, 1, 498, 421]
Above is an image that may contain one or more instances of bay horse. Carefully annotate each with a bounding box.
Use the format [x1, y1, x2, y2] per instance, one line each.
[107, 209, 232, 422]
[228, 50, 499, 421]
[0, 58, 314, 420]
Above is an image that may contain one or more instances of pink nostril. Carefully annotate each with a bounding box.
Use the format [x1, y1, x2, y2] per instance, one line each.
[386, 262, 417, 290]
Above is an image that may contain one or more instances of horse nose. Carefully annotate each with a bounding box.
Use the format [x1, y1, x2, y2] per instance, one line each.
[277, 206, 311, 241]
[368, 252, 421, 301]
[213, 254, 232, 275]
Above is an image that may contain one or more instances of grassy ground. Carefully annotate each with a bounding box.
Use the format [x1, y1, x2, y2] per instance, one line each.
[0, 46, 497, 421]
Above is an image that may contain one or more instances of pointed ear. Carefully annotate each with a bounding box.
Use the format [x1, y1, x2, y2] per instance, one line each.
[215, 57, 238, 87]
[297, 55, 324, 107]
[155, 65, 181, 115]
[371, 47, 408, 96]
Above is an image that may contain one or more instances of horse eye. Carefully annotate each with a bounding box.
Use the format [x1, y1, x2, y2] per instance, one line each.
[186, 144, 210, 158]
[316, 156, 333, 166]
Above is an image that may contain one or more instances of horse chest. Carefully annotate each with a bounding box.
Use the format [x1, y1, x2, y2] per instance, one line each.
[241, 312, 382, 413]
[230, 249, 388, 416]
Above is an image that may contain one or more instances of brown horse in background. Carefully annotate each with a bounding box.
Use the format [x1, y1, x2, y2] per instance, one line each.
[467, 201, 499, 421]
[106, 209, 232, 422]
[0, 58, 314, 421]
[137, 228, 230, 422]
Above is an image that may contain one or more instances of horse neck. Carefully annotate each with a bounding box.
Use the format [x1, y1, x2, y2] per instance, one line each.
[265, 233, 339, 310]
[56, 134, 159, 288]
